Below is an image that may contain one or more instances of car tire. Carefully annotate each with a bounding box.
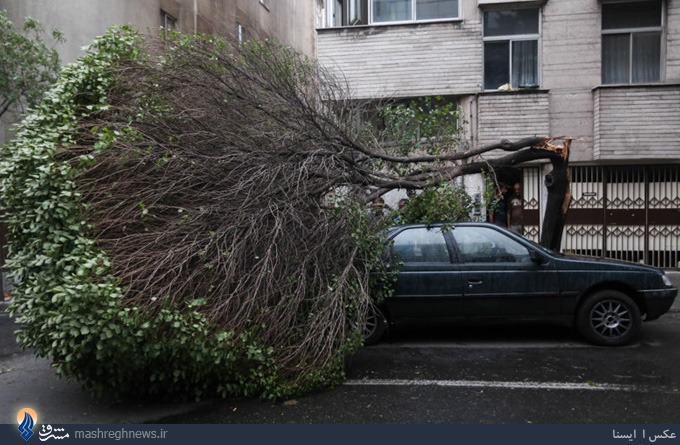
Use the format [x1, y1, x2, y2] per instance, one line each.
[363, 303, 387, 346]
[576, 290, 641, 346]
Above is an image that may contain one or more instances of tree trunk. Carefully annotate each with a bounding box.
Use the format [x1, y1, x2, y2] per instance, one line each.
[539, 140, 572, 251]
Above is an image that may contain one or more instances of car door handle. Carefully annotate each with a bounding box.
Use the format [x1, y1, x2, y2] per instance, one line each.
[468, 279, 483, 287]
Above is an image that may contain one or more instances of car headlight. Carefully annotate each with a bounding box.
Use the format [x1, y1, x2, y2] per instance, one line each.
[662, 274, 673, 287]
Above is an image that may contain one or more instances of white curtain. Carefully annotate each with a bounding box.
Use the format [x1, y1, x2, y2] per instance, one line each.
[602, 34, 630, 84]
[512, 40, 538, 88]
[632, 32, 661, 83]
[603, 32, 660, 84]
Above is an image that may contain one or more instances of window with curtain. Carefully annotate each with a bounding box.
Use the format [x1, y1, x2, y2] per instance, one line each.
[483, 8, 540, 90]
[373, 0, 411, 22]
[416, 0, 459, 20]
[326, 0, 458, 26]
[601, 0, 662, 84]
[372, 0, 458, 23]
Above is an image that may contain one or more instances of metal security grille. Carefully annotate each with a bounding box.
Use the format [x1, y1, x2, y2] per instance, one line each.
[522, 166, 541, 243]
[562, 165, 680, 269]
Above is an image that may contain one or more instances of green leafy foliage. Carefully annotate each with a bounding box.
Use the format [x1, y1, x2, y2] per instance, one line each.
[376, 98, 478, 225]
[379, 96, 461, 156]
[0, 11, 63, 119]
[395, 185, 474, 225]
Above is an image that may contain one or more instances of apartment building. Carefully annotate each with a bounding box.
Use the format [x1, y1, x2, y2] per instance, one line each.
[1, 0, 317, 144]
[0, 0, 317, 63]
[317, 0, 680, 268]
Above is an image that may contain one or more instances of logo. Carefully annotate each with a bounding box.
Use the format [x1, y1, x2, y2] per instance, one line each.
[39, 425, 69, 441]
[17, 408, 37, 441]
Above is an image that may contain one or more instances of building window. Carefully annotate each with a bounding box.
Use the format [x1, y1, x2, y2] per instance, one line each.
[161, 10, 177, 37]
[483, 8, 540, 90]
[601, 0, 662, 84]
[373, 0, 411, 22]
[330, 0, 368, 26]
[326, 0, 459, 27]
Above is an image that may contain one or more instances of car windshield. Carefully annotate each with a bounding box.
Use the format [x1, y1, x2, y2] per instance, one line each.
[524, 237, 562, 257]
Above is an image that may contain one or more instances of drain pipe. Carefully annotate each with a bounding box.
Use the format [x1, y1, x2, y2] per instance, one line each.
[194, 0, 197, 34]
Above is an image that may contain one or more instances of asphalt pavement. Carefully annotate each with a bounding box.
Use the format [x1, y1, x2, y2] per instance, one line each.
[1, 271, 679, 425]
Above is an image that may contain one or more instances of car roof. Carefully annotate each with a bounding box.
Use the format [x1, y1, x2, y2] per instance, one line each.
[389, 221, 493, 230]
[387, 221, 528, 243]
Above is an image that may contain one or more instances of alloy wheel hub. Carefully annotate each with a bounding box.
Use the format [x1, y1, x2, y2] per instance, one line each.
[604, 313, 620, 328]
[592, 299, 631, 338]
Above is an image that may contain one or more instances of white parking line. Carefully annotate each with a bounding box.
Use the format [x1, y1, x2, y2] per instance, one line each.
[345, 378, 641, 392]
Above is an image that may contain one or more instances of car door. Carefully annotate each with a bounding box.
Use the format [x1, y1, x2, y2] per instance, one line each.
[386, 226, 464, 322]
[449, 226, 560, 318]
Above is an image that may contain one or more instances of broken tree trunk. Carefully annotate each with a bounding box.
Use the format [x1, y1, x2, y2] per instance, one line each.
[538, 138, 573, 251]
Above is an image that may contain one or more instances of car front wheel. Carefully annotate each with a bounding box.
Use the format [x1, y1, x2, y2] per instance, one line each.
[576, 290, 641, 346]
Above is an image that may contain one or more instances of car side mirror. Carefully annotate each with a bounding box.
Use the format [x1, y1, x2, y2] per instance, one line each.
[529, 249, 548, 265]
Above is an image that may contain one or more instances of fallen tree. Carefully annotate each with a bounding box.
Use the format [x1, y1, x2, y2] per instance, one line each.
[0, 27, 570, 400]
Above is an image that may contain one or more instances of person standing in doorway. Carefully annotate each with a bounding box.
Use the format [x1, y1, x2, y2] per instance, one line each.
[369, 197, 388, 221]
[487, 184, 508, 227]
[507, 182, 524, 235]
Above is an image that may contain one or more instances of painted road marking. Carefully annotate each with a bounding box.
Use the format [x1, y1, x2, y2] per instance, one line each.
[345, 378, 642, 392]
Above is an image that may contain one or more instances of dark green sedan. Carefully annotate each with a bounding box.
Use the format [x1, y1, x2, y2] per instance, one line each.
[365, 222, 677, 346]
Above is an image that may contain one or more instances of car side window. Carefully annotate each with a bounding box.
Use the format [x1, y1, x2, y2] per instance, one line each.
[451, 227, 530, 263]
[391, 228, 451, 263]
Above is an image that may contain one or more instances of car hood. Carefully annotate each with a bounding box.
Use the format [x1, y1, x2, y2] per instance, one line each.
[554, 252, 664, 274]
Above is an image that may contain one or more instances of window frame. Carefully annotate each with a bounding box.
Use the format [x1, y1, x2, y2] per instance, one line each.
[324, 0, 461, 28]
[449, 226, 532, 265]
[600, 0, 665, 85]
[389, 227, 454, 264]
[482, 7, 542, 91]
[160, 10, 177, 38]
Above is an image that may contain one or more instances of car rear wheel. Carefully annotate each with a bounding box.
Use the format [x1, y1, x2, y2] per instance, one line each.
[363, 303, 387, 346]
[576, 290, 641, 346]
